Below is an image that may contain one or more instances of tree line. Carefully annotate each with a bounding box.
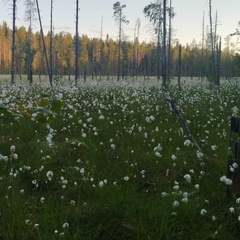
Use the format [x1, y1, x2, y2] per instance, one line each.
[0, 16, 240, 83]
[0, 22, 240, 79]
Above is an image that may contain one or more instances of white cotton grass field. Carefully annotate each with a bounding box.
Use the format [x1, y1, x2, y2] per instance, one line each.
[0, 76, 240, 239]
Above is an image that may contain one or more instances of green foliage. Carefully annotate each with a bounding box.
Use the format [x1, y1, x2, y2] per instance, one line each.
[0, 103, 23, 124]
[113, 2, 129, 24]
[0, 93, 64, 126]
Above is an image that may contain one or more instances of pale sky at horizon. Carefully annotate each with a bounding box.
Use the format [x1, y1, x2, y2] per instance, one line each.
[0, 0, 239, 46]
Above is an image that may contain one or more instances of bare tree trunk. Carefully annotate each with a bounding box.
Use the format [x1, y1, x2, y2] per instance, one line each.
[11, 0, 17, 84]
[75, 0, 79, 85]
[35, 0, 51, 86]
[201, 12, 205, 82]
[135, 18, 140, 81]
[178, 44, 182, 90]
[209, 0, 214, 53]
[208, 0, 218, 86]
[49, 0, 53, 84]
[162, 91, 203, 154]
[214, 11, 219, 87]
[214, 11, 218, 52]
[157, 14, 161, 81]
[162, 0, 167, 89]
[216, 37, 221, 87]
[67, 47, 71, 81]
[157, 37, 161, 81]
[132, 27, 136, 80]
[117, 8, 122, 82]
[167, 0, 172, 82]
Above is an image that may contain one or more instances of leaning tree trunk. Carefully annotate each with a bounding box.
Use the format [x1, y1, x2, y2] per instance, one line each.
[35, 0, 51, 86]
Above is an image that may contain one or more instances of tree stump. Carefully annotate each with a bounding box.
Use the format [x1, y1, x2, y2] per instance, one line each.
[227, 117, 240, 197]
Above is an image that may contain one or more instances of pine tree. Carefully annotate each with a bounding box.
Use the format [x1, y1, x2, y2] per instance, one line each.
[113, 1, 129, 81]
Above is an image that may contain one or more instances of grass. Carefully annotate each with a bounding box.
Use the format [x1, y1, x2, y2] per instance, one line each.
[0, 78, 240, 239]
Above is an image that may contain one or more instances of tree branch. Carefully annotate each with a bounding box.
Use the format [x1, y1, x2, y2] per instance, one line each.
[162, 90, 203, 154]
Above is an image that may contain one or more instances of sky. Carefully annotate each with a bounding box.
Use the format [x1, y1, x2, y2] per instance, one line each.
[0, 0, 239, 46]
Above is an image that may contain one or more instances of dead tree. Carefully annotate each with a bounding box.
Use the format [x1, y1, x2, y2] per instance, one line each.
[215, 37, 221, 87]
[35, 0, 51, 86]
[49, 0, 53, 84]
[133, 18, 140, 81]
[208, 0, 220, 87]
[177, 44, 182, 90]
[75, 0, 79, 84]
[167, 0, 172, 82]
[162, 0, 167, 89]
[209, 0, 214, 53]
[201, 12, 205, 81]
[162, 90, 203, 154]
[10, 0, 17, 84]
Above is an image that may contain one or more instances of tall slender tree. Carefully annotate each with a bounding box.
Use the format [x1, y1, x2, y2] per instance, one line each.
[208, 0, 221, 86]
[24, 0, 37, 84]
[49, 0, 53, 84]
[201, 12, 205, 81]
[36, 0, 51, 86]
[133, 18, 140, 80]
[144, 0, 175, 84]
[144, 1, 162, 81]
[177, 44, 182, 90]
[9, 0, 17, 84]
[113, 1, 129, 81]
[216, 37, 221, 87]
[75, 0, 79, 84]
[162, 0, 167, 89]
[167, 0, 173, 81]
[209, 0, 214, 54]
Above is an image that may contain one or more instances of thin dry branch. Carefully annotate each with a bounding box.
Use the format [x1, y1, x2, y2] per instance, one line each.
[162, 90, 203, 154]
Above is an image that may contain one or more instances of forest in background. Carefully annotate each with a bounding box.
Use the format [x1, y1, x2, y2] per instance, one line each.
[0, 21, 240, 81]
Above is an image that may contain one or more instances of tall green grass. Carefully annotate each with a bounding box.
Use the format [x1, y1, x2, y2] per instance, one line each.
[0, 80, 239, 239]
